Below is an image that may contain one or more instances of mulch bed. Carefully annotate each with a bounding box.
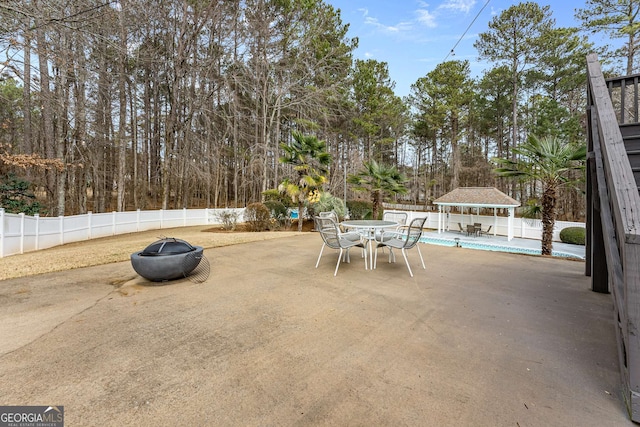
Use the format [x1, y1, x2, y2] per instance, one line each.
[204, 219, 315, 233]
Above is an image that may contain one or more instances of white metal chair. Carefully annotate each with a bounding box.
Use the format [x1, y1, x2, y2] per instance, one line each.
[314, 216, 367, 276]
[318, 210, 340, 223]
[382, 211, 408, 228]
[374, 217, 427, 277]
[375, 211, 409, 261]
[318, 211, 361, 243]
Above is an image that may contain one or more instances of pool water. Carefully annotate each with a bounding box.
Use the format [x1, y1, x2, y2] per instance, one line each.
[419, 236, 584, 260]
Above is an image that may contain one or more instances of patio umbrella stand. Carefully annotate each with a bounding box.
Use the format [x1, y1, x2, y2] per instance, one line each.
[130, 237, 209, 283]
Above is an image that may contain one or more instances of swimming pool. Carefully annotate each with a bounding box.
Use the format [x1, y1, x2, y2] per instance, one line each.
[419, 236, 584, 260]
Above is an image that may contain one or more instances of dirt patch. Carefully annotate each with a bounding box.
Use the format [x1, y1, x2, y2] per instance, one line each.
[0, 224, 304, 281]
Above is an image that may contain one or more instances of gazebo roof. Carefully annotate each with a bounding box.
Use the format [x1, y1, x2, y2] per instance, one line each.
[433, 187, 520, 208]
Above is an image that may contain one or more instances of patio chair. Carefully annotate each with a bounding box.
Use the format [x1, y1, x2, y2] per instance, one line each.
[376, 211, 409, 261]
[318, 211, 360, 242]
[376, 211, 409, 239]
[382, 211, 408, 228]
[466, 224, 477, 237]
[458, 223, 465, 233]
[374, 217, 427, 277]
[479, 225, 492, 237]
[318, 210, 339, 223]
[314, 216, 368, 276]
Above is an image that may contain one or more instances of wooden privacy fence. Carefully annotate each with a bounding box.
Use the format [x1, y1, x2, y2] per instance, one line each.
[586, 53, 640, 422]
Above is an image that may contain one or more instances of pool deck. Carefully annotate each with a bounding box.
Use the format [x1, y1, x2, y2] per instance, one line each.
[422, 229, 587, 259]
[0, 232, 628, 426]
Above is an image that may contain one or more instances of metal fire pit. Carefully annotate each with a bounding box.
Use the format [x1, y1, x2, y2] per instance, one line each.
[130, 237, 204, 281]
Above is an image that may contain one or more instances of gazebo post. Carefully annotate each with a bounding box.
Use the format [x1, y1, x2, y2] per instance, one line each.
[507, 207, 514, 241]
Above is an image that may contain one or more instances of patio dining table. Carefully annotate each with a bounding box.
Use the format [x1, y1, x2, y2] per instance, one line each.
[341, 220, 398, 270]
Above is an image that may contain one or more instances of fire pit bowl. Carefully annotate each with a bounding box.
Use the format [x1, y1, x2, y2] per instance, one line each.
[130, 237, 204, 281]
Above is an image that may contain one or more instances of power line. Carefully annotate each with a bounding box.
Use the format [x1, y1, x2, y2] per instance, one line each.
[443, 0, 491, 62]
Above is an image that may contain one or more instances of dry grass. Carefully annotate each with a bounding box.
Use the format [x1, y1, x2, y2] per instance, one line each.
[0, 225, 303, 280]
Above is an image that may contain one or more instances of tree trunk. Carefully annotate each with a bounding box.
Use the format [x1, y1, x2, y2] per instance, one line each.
[22, 31, 32, 157]
[627, 32, 635, 75]
[129, 78, 138, 208]
[372, 190, 382, 220]
[55, 50, 69, 217]
[451, 112, 460, 189]
[73, 30, 88, 214]
[510, 61, 519, 199]
[35, 22, 56, 211]
[541, 183, 556, 256]
[116, 2, 128, 212]
[297, 199, 304, 232]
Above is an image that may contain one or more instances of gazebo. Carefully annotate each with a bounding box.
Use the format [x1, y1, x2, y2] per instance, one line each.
[433, 187, 520, 241]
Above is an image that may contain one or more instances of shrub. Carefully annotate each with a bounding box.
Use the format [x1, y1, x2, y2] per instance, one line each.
[308, 192, 346, 219]
[346, 199, 372, 220]
[559, 227, 586, 245]
[263, 200, 290, 229]
[244, 202, 271, 231]
[262, 189, 294, 207]
[212, 209, 240, 231]
[263, 200, 287, 219]
[0, 173, 45, 215]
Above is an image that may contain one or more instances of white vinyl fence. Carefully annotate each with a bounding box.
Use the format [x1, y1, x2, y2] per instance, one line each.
[0, 207, 584, 258]
[0, 208, 244, 258]
[385, 210, 585, 242]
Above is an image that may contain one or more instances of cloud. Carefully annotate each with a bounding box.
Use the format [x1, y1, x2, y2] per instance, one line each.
[416, 8, 437, 28]
[439, 0, 476, 14]
[364, 16, 395, 32]
[361, 9, 413, 34]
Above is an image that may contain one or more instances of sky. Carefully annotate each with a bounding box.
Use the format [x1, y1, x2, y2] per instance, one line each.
[325, 0, 600, 98]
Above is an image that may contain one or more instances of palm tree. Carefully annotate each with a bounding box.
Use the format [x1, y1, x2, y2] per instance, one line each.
[278, 131, 331, 231]
[347, 160, 408, 220]
[494, 135, 586, 255]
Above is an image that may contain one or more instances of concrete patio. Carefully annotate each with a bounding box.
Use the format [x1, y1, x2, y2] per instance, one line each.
[0, 232, 631, 426]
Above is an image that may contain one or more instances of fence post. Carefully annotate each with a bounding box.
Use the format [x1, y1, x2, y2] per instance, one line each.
[59, 215, 64, 245]
[87, 211, 92, 240]
[136, 209, 140, 232]
[0, 208, 3, 258]
[35, 213, 40, 250]
[183, 207, 187, 226]
[19, 213, 25, 254]
[112, 211, 117, 235]
[160, 209, 164, 229]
